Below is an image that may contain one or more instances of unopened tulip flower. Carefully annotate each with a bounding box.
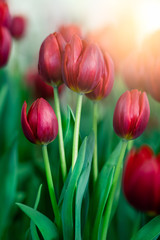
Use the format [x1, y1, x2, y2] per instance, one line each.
[21, 98, 58, 144]
[113, 89, 150, 140]
[59, 24, 82, 42]
[10, 15, 26, 39]
[0, 26, 11, 68]
[62, 34, 104, 93]
[123, 145, 160, 213]
[0, 2, 11, 28]
[38, 32, 66, 86]
[86, 52, 114, 100]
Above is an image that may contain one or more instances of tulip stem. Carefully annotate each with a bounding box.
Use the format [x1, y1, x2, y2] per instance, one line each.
[93, 101, 98, 183]
[42, 145, 61, 229]
[101, 140, 128, 240]
[72, 93, 83, 170]
[53, 86, 67, 182]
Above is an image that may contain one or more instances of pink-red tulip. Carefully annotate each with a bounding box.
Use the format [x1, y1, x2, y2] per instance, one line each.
[113, 89, 150, 140]
[21, 98, 58, 144]
[0, 26, 11, 68]
[62, 34, 104, 93]
[86, 52, 114, 100]
[59, 24, 82, 42]
[10, 15, 26, 39]
[123, 145, 160, 213]
[0, 2, 11, 28]
[38, 32, 66, 86]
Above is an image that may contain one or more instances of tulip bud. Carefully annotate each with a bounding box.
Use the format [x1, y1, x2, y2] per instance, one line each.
[113, 89, 150, 140]
[86, 52, 114, 100]
[59, 24, 82, 42]
[10, 15, 26, 39]
[62, 34, 104, 93]
[0, 26, 12, 68]
[0, 2, 11, 28]
[38, 32, 66, 86]
[25, 68, 65, 99]
[123, 146, 160, 213]
[21, 98, 58, 144]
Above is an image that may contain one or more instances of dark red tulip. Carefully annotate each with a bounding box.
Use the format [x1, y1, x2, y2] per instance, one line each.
[10, 15, 26, 39]
[123, 145, 160, 213]
[0, 2, 11, 28]
[86, 52, 114, 100]
[62, 34, 104, 93]
[25, 68, 65, 99]
[59, 24, 82, 42]
[0, 26, 11, 68]
[113, 89, 150, 140]
[38, 32, 66, 86]
[21, 98, 58, 144]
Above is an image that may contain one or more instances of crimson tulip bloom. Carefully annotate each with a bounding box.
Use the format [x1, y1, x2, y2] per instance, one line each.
[62, 34, 104, 93]
[0, 26, 11, 68]
[123, 146, 160, 213]
[10, 15, 26, 39]
[38, 32, 66, 86]
[86, 52, 114, 100]
[21, 98, 58, 144]
[59, 24, 82, 42]
[0, 2, 11, 28]
[113, 89, 150, 140]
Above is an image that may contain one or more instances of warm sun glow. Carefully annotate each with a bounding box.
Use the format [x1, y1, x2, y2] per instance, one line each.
[136, 1, 160, 41]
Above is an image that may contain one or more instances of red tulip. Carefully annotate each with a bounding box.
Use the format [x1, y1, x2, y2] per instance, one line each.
[25, 68, 65, 99]
[21, 98, 58, 144]
[38, 32, 66, 86]
[59, 24, 82, 42]
[0, 2, 11, 28]
[113, 89, 150, 140]
[10, 15, 26, 39]
[123, 145, 160, 213]
[86, 52, 114, 100]
[62, 34, 104, 93]
[0, 26, 11, 68]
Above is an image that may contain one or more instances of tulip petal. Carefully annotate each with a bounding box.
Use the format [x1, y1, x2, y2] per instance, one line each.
[37, 98, 58, 144]
[21, 101, 36, 143]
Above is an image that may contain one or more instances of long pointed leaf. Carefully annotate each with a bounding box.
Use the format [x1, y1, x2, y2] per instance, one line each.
[62, 137, 87, 240]
[75, 132, 95, 240]
[17, 203, 58, 240]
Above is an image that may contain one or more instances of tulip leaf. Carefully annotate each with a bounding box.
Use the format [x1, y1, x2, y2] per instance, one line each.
[75, 132, 95, 240]
[84, 140, 123, 239]
[92, 166, 115, 240]
[0, 141, 18, 238]
[61, 136, 87, 240]
[64, 105, 75, 169]
[16, 203, 58, 240]
[0, 84, 8, 117]
[131, 215, 160, 240]
[30, 184, 43, 240]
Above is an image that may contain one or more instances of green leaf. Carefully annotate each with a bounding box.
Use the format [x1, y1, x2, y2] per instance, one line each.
[61, 137, 87, 240]
[131, 215, 160, 240]
[64, 106, 75, 168]
[84, 140, 123, 239]
[16, 203, 58, 240]
[75, 132, 95, 240]
[0, 84, 8, 117]
[92, 167, 115, 240]
[0, 141, 18, 238]
[30, 184, 43, 240]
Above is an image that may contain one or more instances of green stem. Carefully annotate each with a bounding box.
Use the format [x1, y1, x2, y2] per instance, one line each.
[72, 93, 83, 170]
[93, 101, 98, 183]
[42, 145, 61, 228]
[53, 86, 67, 182]
[101, 140, 128, 240]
